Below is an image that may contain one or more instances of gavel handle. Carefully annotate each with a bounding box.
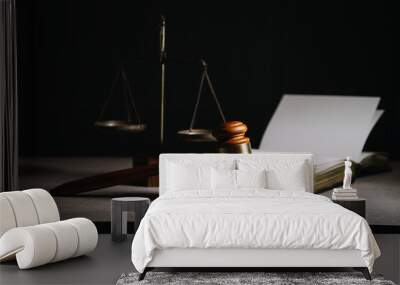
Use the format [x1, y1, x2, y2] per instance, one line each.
[49, 164, 159, 196]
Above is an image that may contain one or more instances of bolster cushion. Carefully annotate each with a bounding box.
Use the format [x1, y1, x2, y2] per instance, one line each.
[0, 218, 98, 269]
[0, 189, 60, 237]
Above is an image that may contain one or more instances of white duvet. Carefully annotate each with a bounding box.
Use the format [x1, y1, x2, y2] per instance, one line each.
[131, 190, 380, 273]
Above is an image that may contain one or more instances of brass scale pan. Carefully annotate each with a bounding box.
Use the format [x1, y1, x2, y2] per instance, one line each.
[94, 120, 146, 133]
[177, 60, 225, 142]
[95, 66, 146, 134]
[177, 128, 216, 142]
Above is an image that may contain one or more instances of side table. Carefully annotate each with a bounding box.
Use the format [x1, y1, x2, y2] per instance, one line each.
[332, 198, 366, 218]
[111, 197, 150, 241]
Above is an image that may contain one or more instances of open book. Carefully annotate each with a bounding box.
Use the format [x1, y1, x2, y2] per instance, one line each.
[255, 95, 390, 193]
[314, 152, 390, 192]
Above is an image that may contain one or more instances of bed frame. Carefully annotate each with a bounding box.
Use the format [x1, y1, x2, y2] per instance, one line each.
[139, 248, 370, 280]
[138, 153, 372, 281]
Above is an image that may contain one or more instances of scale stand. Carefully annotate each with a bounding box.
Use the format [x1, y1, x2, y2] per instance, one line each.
[160, 15, 166, 145]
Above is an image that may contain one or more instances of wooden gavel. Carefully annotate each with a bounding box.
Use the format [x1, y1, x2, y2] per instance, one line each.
[213, 121, 252, 153]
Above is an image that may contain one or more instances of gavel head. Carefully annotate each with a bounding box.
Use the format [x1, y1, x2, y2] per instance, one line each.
[213, 121, 252, 153]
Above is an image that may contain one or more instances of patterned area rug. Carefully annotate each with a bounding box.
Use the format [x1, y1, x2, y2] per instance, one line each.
[116, 272, 396, 285]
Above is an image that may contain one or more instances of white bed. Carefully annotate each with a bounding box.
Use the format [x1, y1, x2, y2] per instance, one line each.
[131, 153, 380, 280]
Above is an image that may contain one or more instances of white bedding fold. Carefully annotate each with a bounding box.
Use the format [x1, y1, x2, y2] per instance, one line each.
[131, 190, 380, 273]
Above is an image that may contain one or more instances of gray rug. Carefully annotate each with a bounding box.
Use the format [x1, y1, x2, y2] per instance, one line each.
[116, 272, 396, 285]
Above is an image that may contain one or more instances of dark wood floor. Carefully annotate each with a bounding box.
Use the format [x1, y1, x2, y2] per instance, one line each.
[0, 235, 134, 285]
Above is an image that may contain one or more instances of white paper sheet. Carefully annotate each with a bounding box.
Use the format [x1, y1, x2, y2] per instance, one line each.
[259, 95, 381, 162]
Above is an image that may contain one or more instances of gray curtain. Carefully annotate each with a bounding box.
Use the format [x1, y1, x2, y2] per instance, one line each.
[0, 0, 18, 192]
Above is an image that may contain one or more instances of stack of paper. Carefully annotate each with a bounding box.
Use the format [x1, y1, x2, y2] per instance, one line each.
[255, 94, 388, 192]
[332, 188, 358, 200]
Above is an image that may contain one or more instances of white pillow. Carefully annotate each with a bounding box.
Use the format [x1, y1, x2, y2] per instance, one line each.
[211, 168, 237, 190]
[236, 169, 268, 189]
[267, 162, 307, 191]
[167, 162, 212, 191]
[237, 159, 308, 191]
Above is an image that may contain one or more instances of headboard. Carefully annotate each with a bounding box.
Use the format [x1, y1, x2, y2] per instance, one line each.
[159, 153, 314, 195]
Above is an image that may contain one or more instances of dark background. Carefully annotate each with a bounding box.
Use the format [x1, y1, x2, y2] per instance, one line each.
[17, 1, 397, 158]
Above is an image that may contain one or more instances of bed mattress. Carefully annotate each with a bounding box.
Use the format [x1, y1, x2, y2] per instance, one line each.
[131, 190, 380, 273]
